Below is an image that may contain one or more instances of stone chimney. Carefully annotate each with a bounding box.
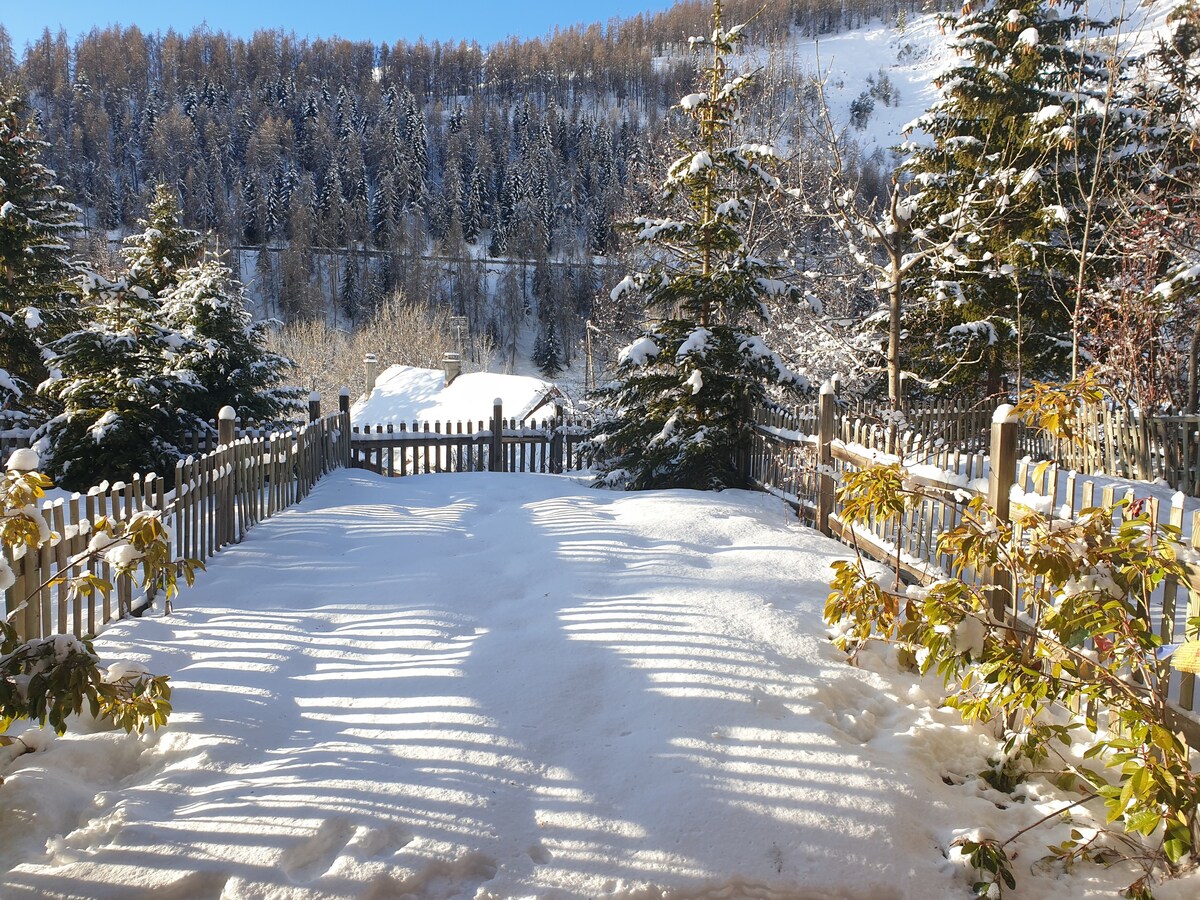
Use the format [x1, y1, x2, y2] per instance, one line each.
[443, 352, 462, 386]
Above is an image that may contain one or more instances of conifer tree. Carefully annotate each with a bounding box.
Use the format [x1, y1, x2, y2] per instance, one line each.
[0, 86, 80, 431]
[898, 0, 1136, 394]
[532, 320, 563, 378]
[159, 254, 303, 426]
[121, 183, 202, 297]
[591, 1, 807, 491]
[36, 272, 197, 490]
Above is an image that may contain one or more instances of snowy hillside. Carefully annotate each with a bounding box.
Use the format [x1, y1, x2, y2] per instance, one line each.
[753, 0, 1177, 162]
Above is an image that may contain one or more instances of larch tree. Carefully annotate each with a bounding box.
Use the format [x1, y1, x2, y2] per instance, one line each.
[591, 0, 808, 491]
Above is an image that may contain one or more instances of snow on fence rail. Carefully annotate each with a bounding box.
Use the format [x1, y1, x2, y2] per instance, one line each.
[349, 400, 594, 476]
[746, 391, 1200, 741]
[3, 405, 350, 644]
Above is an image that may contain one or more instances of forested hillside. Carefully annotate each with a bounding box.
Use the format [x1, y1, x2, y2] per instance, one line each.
[0, 1, 928, 348]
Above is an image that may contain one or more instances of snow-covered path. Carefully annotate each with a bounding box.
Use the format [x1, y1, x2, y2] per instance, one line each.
[2, 471, 1195, 899]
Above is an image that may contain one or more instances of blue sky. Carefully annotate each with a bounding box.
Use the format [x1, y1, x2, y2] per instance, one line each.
[2, 1, 683, 51]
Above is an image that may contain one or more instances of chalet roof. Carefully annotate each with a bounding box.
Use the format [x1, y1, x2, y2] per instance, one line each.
[351, 365, 562, 426]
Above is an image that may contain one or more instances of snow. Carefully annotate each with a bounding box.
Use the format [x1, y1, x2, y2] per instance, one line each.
[618, 336, 660, 367]
[687, 150, 712, 175]
[89, 410, 121, 443]
[352, 365, 560, 426]
[992, 403, 1018, 425]
[675, 327, 712, 358]
[6, 447, 40, 472]
[3, 471, 1194, 898]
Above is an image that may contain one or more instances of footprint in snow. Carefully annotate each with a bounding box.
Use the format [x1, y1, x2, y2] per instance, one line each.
[351, 822, 414, 858]
[527, 842, 553, 864]
[279, 817, 356, 884]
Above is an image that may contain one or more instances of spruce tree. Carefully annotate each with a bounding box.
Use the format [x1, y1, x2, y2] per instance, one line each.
[591, 1, 807, 491]
[898, 0, 1135, 394]
[121, 183, 202, 297]
[36, 272, 197, 490]
[532, 320, 563, 378]
[0, 86, 80, 431]
[159, 254, 303, 427]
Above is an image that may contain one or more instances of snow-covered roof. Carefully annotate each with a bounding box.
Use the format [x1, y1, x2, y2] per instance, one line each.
[351, 364, 562, 426]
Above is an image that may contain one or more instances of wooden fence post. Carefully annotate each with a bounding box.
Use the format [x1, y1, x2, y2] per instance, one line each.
[308, 391, 321, 423]
[986, 404, 1018, 621]
[339, 388, 351, 469]
[550, 402, 564, 475]
[490, 399, 504, 472]
[816, 381, 836, 537]
[217, 406, 236, 549]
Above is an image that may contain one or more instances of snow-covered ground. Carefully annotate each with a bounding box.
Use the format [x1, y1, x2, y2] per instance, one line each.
[3, 471, 1198, 899]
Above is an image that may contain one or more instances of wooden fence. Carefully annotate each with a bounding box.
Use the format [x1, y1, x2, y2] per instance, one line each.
[350, 401, 593, 476]
[746, 390, 1200, 739]
[3, 407, 350, 644]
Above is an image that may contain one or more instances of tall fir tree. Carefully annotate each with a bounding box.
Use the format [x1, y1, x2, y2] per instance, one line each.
[121, 183, 202, 297]
[0, 86, 80, 431]
[158, 254, 303, 427]
[897, 0, 1137, 395]
[591, 1, 807, 491]
[532, 320, 563, 378]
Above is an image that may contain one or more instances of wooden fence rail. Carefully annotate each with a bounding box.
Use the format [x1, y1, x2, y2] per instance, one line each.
[349, 402, 594, 477]
[745, 392, 1200, 739]
[3, 407, 350, 644]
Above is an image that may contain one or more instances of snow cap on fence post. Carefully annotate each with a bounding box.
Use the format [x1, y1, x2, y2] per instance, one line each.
[338, 387, 351, 416]
[218, 406, 236, 447]
[309, 392, 321, 423]
[992, 403, 1018, 425]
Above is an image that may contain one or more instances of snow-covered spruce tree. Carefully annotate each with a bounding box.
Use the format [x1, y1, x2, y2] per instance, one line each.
[898, 0, 1137, 396]
[159, 254, 304, 427]
[591, 1, 807, 491]
[36, 273, 199, 490]
[0, 86, 80, 432]
[121, 183, 202, 297]
[532, 320, 563, 378]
